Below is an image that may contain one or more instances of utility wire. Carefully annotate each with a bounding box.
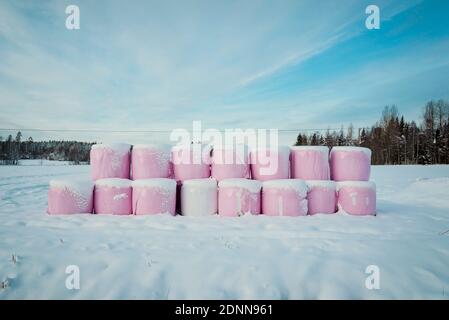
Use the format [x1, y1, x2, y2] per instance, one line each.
[0, 127, 362, 133]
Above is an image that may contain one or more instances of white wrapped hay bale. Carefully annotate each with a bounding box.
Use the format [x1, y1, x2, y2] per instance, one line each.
[180, 178, 217, 216]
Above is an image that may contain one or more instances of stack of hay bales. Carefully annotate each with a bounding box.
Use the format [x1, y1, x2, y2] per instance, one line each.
[47, 142, 375, 217]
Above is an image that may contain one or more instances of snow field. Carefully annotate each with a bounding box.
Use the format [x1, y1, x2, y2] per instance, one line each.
[1, 165, 449, 299]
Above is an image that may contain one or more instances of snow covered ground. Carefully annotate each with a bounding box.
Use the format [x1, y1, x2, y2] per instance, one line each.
[0, 164, 449, 299]
[16, 160, 85, 166]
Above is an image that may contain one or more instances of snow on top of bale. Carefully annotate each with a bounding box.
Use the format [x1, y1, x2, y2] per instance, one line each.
[219, 178, 262, 193]
[262, 179, 308, 197]
[91, 143, 131, 154]
[336, 181, 376, 191]
[132, 144, 172, 151]
[49, 179, 94, 197]
[290, 146, 329, 152]
[49, 179, 93, 211]
[131, 178, 176, 190]
[49, 179, 93, 196]
[306, 180, 336, 189]
[330, 146, 372, 157]
[182, 178, 217, 189]
[95, 178, 132, 188]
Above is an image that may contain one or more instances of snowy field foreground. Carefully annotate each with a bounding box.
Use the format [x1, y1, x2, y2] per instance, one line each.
[1, 165, 449, 299]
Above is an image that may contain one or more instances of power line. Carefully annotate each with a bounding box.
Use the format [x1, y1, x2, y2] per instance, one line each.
[0, 127, 363, 133]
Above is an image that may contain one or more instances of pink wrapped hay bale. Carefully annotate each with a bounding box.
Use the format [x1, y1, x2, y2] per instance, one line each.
[306, 180, 336, 215]
[330, 146, 371, 181]
[132, 178, 177, 215]
[131, 144, 172, 180]
[218, 178, 262, 217]
[336, 181, 376, 216]
[250, 146, 290, 181]
[262, 179, 308, 216]
[47, 180, 93, 214]
[172, 144, 211, 182]
[94, 178, 132, 215]
[211, 144, 250, 181]
[291, 146, 330, 180]
[181, 178, 217, 216]
[90, 143, 131, 180]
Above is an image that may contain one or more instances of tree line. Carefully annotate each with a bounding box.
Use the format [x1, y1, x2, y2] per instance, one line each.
[295, 99, 449, 165]
[0, 133, 94, 165]
[1, 99, 448, 165]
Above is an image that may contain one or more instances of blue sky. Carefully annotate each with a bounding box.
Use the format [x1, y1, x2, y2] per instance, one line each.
[0, 0, 448, 144]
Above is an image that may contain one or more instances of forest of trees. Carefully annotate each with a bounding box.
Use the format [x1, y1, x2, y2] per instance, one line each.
[1, 99, 448, 165]
[0, 133, 93, 165]
[295, 99, 449, 165]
